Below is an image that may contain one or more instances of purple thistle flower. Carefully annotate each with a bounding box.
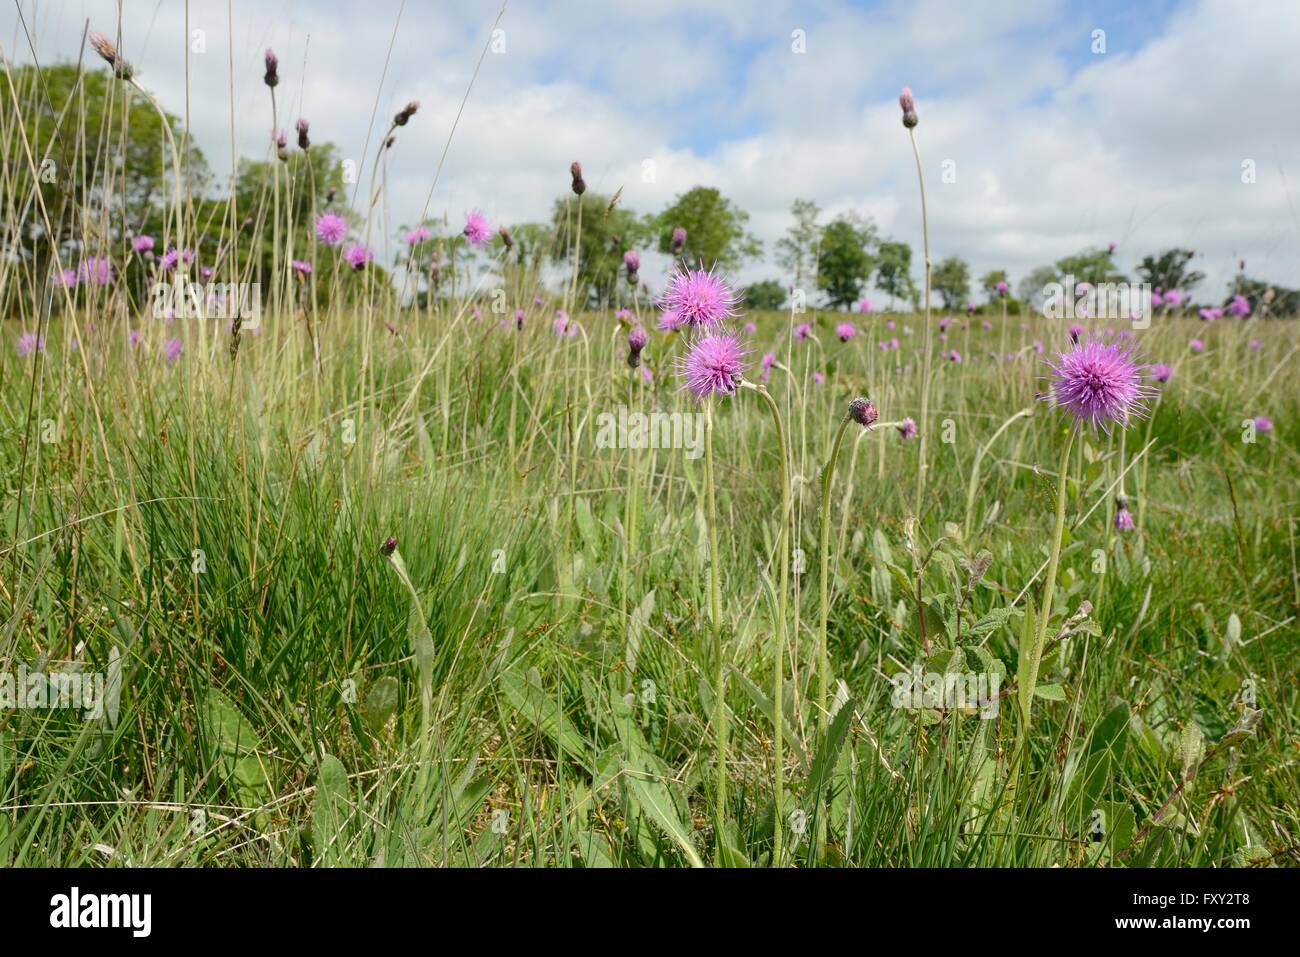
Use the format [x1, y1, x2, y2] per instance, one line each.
[1228, 295, 1251, 317]
[793, 323, 813, 341]
[1190, 338, 1204, 353]
[1044, 339, 1154, 432]
[163, 336, 183, 364]
[1151, 291, 1164, 307]
[552, 311, 576, 338]
[981, 321, 993, 331]
[1068, 324, 1084, 343]
[1150, 362, 1172, 383]
[58, 268, 79, 288]
[677, 331, 749, 401]
[16, 332, 44, 357]
[948, 350, 962, 363]
[897, 417, 918, 439]
[263, 48, 279, 87]
[160, 248, 180, 270]
[1248, 339, 1261, 351]
[78, 257, 115, 286]
[404, 227, 430, 246]
[514, 309, 526, 330]
[743, 321, 757, 334]
[380, 536, 398, 556]
[127, 329, 142, 348]
[836, 322, 857, 342]
[996, 281, 1009, 296]
[628, 326, 648, 351]
[848, 397, 878, 428]
[1114, 505, 1134, 531]
[899, 86, 918, 128]
[292, 260, 313, 275]
[670, 227, 687, 253]
[463, 210, 491, 246]
[1253, 415, 1273, 433]
[857, 298, 873, 313]
[1163, 289, 1184, 307]
[656, 265, 739, 332]
[344, 244, 372, 270]
[760, 350, 777, 382]
[316, 213, 347, 246]
[623, 250, 640, 272]
[132, 234, 154, 254]
[296, 117, 310, 150]
[813, 371, 825, 385]
[938, 318, 952, 332]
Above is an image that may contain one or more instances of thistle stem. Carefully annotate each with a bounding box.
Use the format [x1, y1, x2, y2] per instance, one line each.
[702, 400, 726, 840]
[908, 127, 933, 519]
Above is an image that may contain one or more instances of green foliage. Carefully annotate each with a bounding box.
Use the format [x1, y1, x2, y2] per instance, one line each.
[874, 239, 916, 308]
[743, 279, 788, 310]
[774, 198, 822, 289]
[816, 213, 877, 309]
[1136, 247, 1204, 292]
[932, 255, 971, 309]
[652, 186, 760, 270]
[551, 193, 643, 306]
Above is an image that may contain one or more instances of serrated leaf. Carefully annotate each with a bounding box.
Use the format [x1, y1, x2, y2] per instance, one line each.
[624, 772, 704, 868]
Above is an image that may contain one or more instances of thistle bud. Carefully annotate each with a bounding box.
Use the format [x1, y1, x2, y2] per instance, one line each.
[670, 227, 686, 253]
[848, 397, 878, 428]
[899, 86, 917, 128]
[627, 326, 648, 368]
[296, 117, 310, 150]
[380, 536, 398, 556]
[264, 48, 279, 88]
[394, 100, 419, 126]
[570, 161, 586, 195]
[89, 31, 133, 80]
[499, 225, 514, 250]
[274, 129, 289, 162]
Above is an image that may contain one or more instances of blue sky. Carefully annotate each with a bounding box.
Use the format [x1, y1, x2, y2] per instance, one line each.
[5, 0, 1297, 299]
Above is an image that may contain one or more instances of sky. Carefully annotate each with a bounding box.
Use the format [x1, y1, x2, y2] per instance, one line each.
[6, 0, 1299, 303]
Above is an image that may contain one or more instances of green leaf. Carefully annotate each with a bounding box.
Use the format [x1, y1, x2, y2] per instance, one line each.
[624, 772, 704, 868]
[363, 676, 401, 735]
[201, 689, 272, 819]
[1034, 682, 1067, 702]
[312, 754, 350, 866]
[807, 699, 855, 801]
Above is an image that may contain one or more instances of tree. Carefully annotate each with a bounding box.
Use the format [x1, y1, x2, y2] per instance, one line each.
[932, 256, 971, 310]
[816, 213, 877, 309]
[1136, 248, 1204, 292]
[653, 186, 760, 270]
[979, 269, 1009, 302]
[1054, 248, 1126, 287]
[774, 199, 822, 292]
[551, 192, 643, 307]
[874, 240, 915, 309]
[4, 63, 209, 278]
[743, 279, 787, 311]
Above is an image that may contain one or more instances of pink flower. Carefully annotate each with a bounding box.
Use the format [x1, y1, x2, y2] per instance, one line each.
[836, 322, 857, 342]
[897, 417, 918, 439]
[1044, 339, 1154, 432]
[344, 244, 372, 270]
[1190, 338, 1204, 353]
[793, 323, 813, 341]
[132, 235, 154, 253]
[463, 210, 491, 246]
[552, 311, 576, 338]
[16, 332, 44, 357]
[163, 336, 183, 364]
[1228, 295, 1251, 317]
[743, 321, 757, 334]
[316, 213, 347, 245]
[1253, 415, 1273, 433]
[405, 227, 431, 245]
[995, 281, 1009, 296]
[677, 331, 749, 400]
[656, 265, 739, 332]
[813, 371, 825, 385]
[760, 350, 777, 382]
[1150, 363, 1172, 383]
[292, 260, 313, 275]
[1248, 339, 1261, 351]
[857, 298, 873, 313]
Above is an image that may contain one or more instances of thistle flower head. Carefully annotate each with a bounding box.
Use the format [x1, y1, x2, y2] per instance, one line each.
[848, 397, 878, 428]
[393, 100, 419, 126]
[1190, 338, 1204, 353]
[1163, 289, 1184, 306]
[761, 350, 777, 382]
[899, 86, 918, 127]
[263, 48, 279, 87]
[1229, 294, 1251, 317]
[1114, 505, 1134, 531]
[316, 213, 347, 245]
[380, 536, 398, 556]
[656, 265, 739, 332]
[296, 117, 310, 150]
[857, 297, 873, 313]
[996, 281, 1009, 296]
[132, 234, 154, 253]
[16, 332, 44, 357]
[405, 226, 431, 245]
[627, 326, 648, 351]
[677, 331, 749, 401]
[671, 227, 686, 252]
[463, 210, 491, 246]
[78, 257, 115, 286]
[344, 244, 373, 270]
[897, 417, 918, 439]
[836, 322, 857, 342]
[1044, 339, 1154, 432]
[292, 260, 313, 275]
[623, 249, 640, 271]
[570, 161, 586, 195]
[794, 323, 813, 341]
[1253, 415, 1274, 433]
[1150, 362, 1172, 383]
[163, 336, 183, 364]
[90, 32, 133, 80]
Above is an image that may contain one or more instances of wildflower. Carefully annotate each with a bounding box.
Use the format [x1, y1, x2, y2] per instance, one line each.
[1068, 324, 1084, 343]
[627, 326, 648, 368]
[641, 366, 654, 384]
[499, 226, 513, 249]
[553, 311, 575, 338]
[948, 350, 962, 363]
[1199, 307, 1222, 321]
[89, 31, 133, 80]
[616, 308, 634, 326]
[296, 117, 310, 150]
[897, 417, 918, 439]
[1253, 416, 1273, 433]
[836, 322, 857, 342]
[794, 323, 813, 341]
[405, 227, 431, 245]
[1163, 289, 1184, 307]
[132, 235, 154, 254]
[1114, 502, 1134, 531]
[624, 249, 640, 285]
[58, 268, 78, 288]
[857, 298, 873, 313]
[938, 318, 952, 332]
[656, 265, 739, 332]
[163, 337, 183, 364]
[813, 371, 825, 385]
[1248, 339, 1261, 351]
[1150, 362, 1172, 383]
[263, 48, 279, 87]
[292, 260, 313, 275]
[996, 281, 1009, 296]
[743, 321, 757, 334]
[316, 213, 347, 245]
[671, 227, 686, 253]
[463, 210, 491, 246]
[514, 309, 525, 330]
[1044, 339, 1153, 432]
[1190, 338, 1204, 353]
[1228, 295, 1251, 317]
[570, 161, 586, 195]
[393, 100, 419, 126]
[16, 332, 44, 357]
[344, 244, 372, 270]
[982, 321, 993, 331]
[761, 350, 777, 382]
[848, 397, 878, 428]
[1151, 291, 1163, 307]
[899, 86, 918, 128]
[128, 329, 142, 348]
[677, 331, 748, 400]
[380, 536, 398, 556]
